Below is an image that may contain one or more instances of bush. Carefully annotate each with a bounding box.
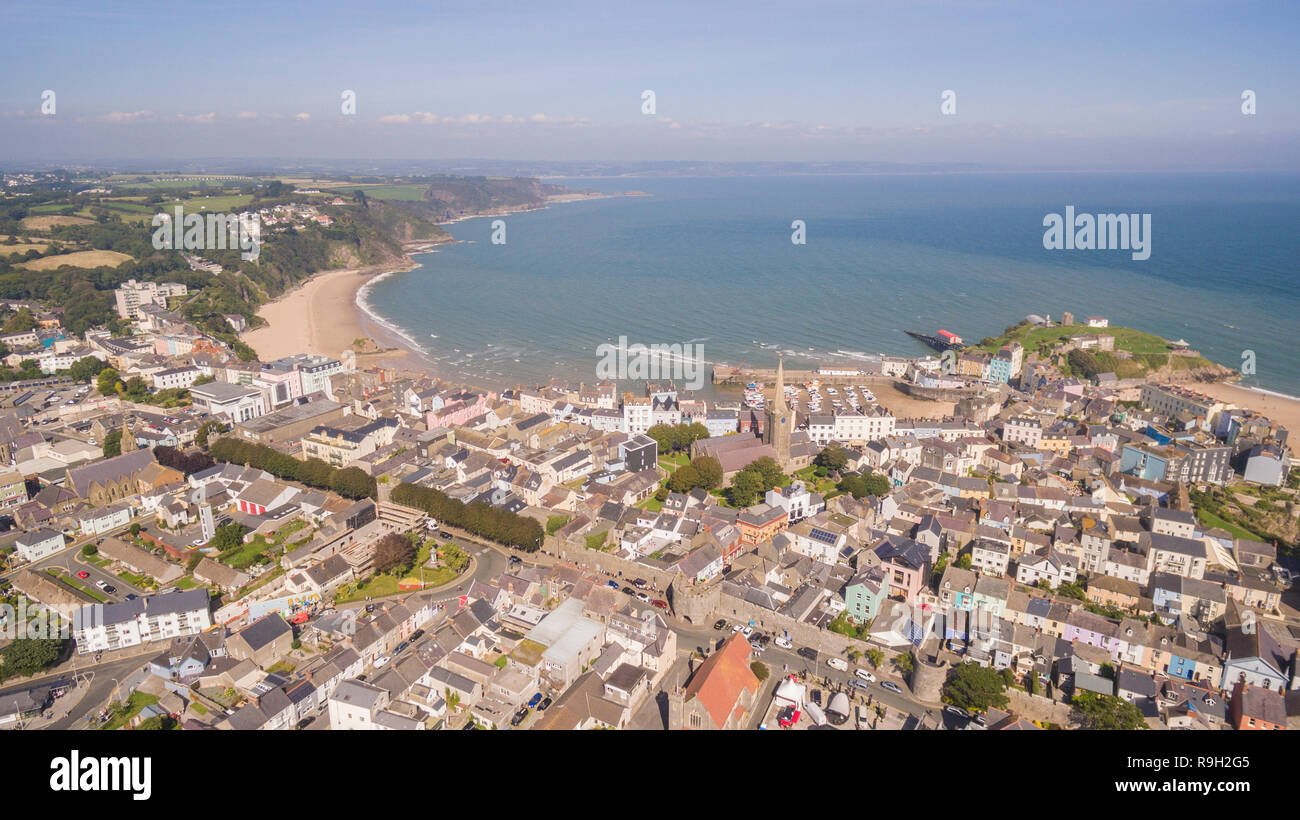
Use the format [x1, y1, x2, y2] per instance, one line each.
[391, 482, 544, 551]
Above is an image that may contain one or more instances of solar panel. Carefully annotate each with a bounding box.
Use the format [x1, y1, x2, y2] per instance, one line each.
[808, 527, 838, 545]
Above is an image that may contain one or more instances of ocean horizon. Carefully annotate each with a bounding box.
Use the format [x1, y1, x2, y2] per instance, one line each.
[361, 172, 1300, 398]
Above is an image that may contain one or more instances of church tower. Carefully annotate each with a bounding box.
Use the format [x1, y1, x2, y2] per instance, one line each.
[763, 355, 792, 467]
[119, 418, 138, 453]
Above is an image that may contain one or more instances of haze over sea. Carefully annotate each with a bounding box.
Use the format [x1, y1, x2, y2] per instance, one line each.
[362, 173, 1300, 398]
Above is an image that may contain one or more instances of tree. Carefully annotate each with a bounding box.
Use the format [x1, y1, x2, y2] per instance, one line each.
[210, 522, 247, 553]
[956, 553, 972, 570]
[942, 662, 1010, 713]
[866, 648, 885, 669]
[691, 455, 723, 490]
[728, 469, 764, 507]
[67, 356, 107, 383]
[102, 429, 122, 458]
[815, 444, 849, 473]
[330, 466, 377, 500]
[666, 464, 700, 494]
[1071, 690, 1147, 730]
[892, 652, 915, 676]
[195, 420, 226, 448]
[837, 470, 891, 499]
[0, 637, 64, 679]
[96, 367, 122, 396]
[374, 532, 416, 575]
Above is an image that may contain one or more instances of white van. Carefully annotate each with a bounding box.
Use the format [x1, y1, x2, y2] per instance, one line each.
[854, 668, 876, 683]
[826, 657, 848, 672]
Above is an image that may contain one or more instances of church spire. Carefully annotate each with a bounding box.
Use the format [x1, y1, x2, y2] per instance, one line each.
[773, 353, 788, 414]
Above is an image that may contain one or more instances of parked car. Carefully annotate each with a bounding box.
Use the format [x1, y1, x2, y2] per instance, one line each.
[741, 626, 754, 638]
[774, 636, 793, 649]
[528, 692, 543, 709]
[607, 580, 620, 590]
[849, 679, 870, 691]
[713, 619, 727, 630]
[632, 578, 648, 589]
[797, 647, 819, 662]
[856, 704, 871, 729]
[94, 580, 108, 590]
[731, 624, 745, 633]
[373, 655, 391, 669]
[123, 594, 137, 601]
[295, 717, 314, 730]
[652, 599, 668, 610]
[944, 705, 969, 718]
[409, 629, 424, 641]
[880, 681, 903, 694]
[748, 641, 765, 654]
[854, 668, 876, 682]
[395, 641, 409, 654]
[537, 696, 553, 711]
[77, 571, 90, 579]
[620, 586, 635, 596]
[102, 585, 116, 595]
[826, 657, 848, 671]
[510, 709, 528, 727]
[635, 592, 650, 603]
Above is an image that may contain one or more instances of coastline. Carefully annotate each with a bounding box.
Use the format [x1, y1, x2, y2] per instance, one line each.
[1191, 381, 1300, 455]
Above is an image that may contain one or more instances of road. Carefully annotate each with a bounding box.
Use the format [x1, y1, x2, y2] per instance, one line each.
[1, 512, 155, 605]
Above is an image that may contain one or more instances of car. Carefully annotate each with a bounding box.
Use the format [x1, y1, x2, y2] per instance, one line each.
[439, 531, 454, 540]
[94, 579, 108, 589]
[620, 586, 635, 596]
[607, 580, 620, 590]
[856, 704, 871, 729]
[537, 696, 552, 711]
[295, 717, 314, 730]
[741, 626, 754, 638]
[810, 689, 822, 706]
[510, 708, 529, 727]
[632, 578, 648, 589]
[714, 619, 728, 631]
[651, 599, 668, 610]
[973, 712, 987, 726]
[854, 668, 877, 682]
[748, 641, 765, 654]
[825, 657, 848, 672]
[635, 592, 650, 603]
[880, 681, 903, 694]
[797, 647, 819, 662]
[77, 571, 90, 579]
[944, 705, 969, 718]
[124, 594, 137, 601]
[774, 636, 793, 649]
[395, 641, 409, 654]
[102, 585, 116, 594]
[528, 692, 543, 708]
[189, 538, 207, 547]
[849, 679, 870, 691]
[731, 624, 745, 633]
[461, 721, 478, 730]
[373, 655, 391, 669]
[410, 629, 424, 641]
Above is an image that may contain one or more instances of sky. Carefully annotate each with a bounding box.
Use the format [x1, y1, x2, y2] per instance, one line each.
[1, 0, 1297, 168]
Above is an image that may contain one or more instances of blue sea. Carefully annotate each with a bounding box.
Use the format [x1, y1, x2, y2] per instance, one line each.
[360, 173, 1300, 398]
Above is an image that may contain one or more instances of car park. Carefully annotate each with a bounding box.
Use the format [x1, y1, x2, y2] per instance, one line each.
[854, 668, 876, 682]
[880, 681, 903, 694]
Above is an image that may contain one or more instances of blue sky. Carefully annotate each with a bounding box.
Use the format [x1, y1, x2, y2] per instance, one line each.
[1, 0, 1297, 166]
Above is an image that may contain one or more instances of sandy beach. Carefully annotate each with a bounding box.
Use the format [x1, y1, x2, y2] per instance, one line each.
[242, 266, 380, 361]
[1190, 382, 1300, 453]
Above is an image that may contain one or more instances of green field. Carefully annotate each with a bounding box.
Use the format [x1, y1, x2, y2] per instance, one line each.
[327, 183, 427, 201]
[163, 194, 255, 212]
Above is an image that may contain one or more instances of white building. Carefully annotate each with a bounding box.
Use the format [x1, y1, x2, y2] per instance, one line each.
[71, 589, 212, 654]
[190, 381, 266, 423]
[14, 528, 65, 562]
[114, 279, 188, 320]
[152, 366, 201, 390]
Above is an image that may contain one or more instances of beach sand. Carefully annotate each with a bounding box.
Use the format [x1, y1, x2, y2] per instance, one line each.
[242, 265, 399, 361]
[1190, 382, 1300, 454]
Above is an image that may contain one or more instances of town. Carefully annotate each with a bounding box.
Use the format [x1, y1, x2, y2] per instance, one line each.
[0, 281, 1295, 733]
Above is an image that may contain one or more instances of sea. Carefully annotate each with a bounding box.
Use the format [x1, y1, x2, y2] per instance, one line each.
[359, 172, 1300, 399]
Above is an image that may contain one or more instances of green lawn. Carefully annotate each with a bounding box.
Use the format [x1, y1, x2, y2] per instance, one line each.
[1195, 508, 1267, 541]
[101, 692, 159, 731]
